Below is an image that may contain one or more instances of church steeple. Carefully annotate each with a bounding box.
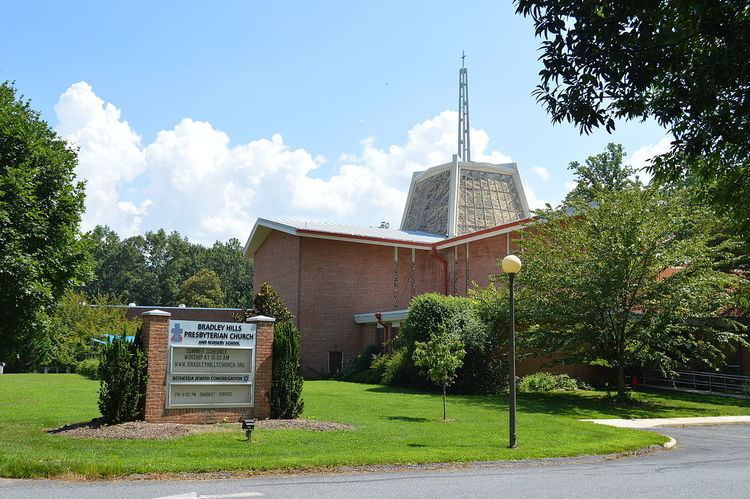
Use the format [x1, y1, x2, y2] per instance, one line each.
[457, 51, 471, 161]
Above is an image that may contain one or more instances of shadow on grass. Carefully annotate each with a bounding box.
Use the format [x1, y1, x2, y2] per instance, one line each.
[634, 386, 750, 406]
[364, 382, 750, 419]
[385, 416, 430, 423]
[365, 385, 434, 395]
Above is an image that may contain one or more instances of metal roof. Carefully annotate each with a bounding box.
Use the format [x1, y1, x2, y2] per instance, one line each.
[243, 217, 446, 257]
[269, 218, 445, 243]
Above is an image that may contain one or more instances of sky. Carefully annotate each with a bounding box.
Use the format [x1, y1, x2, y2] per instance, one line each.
[1, 0, 670, 244]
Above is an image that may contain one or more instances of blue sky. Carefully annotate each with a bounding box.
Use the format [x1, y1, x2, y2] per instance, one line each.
[2, 0, 669, 243]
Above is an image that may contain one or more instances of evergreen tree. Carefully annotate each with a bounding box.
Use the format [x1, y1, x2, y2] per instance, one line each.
[97, 327, 147, 423]
[270, 321, 304, 419]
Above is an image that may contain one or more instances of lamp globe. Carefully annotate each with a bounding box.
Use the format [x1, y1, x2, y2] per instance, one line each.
[501, 254, 522, 274]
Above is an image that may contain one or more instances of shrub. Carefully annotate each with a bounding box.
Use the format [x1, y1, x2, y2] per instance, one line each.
[76, 358, 100, 379]
[97, 328, 147, 423]
[517, 372, 587, 393]
[337, 345, 382, 384]
[375, 348, 414, 386]
[270, 321, 304, 419]
[392, 292, 507, 394]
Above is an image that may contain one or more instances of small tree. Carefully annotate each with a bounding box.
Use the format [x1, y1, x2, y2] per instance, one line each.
[177, 269, 226, 307]
[270, 321, 304, 418]
[97, 327, 147, 423]
[413, 325, 466, 420]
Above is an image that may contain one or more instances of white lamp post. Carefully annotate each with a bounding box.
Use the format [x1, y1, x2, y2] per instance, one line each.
[501, 254, 522, 448]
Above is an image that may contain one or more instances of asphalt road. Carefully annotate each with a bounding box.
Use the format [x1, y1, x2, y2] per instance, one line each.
[2, 424, 749, 499]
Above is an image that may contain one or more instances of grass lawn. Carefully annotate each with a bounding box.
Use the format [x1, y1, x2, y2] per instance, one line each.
[1, 374, 749, 478]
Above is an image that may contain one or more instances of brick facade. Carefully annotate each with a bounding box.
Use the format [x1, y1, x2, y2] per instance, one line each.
[252, 227, 524, 377]
[141, 310, 274, 423]
[253, 230, 300, 320]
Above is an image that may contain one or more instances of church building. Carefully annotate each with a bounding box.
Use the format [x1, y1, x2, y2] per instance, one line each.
[243, 64, 533, 377]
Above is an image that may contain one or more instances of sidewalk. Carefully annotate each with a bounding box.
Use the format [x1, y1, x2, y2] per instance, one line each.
[580, 415, 750, 428]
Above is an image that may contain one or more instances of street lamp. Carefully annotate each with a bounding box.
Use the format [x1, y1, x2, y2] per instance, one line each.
[501, 254, 522, 448]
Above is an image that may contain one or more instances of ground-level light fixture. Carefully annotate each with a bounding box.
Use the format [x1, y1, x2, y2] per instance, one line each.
[501, 254, 521, 449]
[242, 418, 256, 442]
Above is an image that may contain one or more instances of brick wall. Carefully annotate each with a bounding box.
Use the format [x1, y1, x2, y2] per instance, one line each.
[252, 228, 526, 377]
[253, 230, 300, 321]
[464, 233, 510, 290]
[141, 310, 274, 423]
[295, 238, 438, 376]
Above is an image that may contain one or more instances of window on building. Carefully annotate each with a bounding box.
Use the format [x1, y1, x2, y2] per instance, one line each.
[328, 351, 343, 375]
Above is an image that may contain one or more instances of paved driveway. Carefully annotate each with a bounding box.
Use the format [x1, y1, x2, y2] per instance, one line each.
[2, 424, 749, 499]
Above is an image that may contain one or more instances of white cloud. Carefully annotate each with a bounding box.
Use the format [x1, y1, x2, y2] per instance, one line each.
[564, 181, 577, 192]
[55, 82, 147, 235]
[530, 166, 550, 181]
[629, 136, 672, 176]
[55, 82, 521, 243]
[524, 185, 548, 210]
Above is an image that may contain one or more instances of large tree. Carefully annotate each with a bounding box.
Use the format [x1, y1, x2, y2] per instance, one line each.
[84, 226, 253, 308]
[515, 1, 750, 243]
[0, 82, 88, 371]
[564, 143, 637, 204]
[177, 269, 226, 308]
[517, 186, 747, 398]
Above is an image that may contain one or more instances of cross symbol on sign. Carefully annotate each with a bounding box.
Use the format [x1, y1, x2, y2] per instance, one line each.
[170, 323, 184, 343]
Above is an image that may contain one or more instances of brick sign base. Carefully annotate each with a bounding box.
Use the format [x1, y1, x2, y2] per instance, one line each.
[141, 310, 274, 423]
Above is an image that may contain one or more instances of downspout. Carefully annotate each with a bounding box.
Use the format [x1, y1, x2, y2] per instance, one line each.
[375, 312, 391, 353]
[430, 248, 449, 295]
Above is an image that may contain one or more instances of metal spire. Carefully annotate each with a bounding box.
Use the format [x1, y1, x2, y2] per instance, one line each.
[457, 51, 470, 161]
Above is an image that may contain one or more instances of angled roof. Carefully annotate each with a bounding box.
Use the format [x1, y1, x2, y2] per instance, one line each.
[242, 158, 534, 258]
[243, 217, 445, 257]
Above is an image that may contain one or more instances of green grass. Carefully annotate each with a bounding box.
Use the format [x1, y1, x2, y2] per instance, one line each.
[1, 375, 748, 478]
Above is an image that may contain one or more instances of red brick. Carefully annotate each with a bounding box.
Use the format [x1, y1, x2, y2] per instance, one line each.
[141, 313, 274, 423]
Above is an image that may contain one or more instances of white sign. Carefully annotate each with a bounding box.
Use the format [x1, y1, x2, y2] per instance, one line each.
[169, 384, 253, 407]
[168, 320, 256, 348]
[166, 320, 256, 409]
[169, 373, 251, 384]
[171, 347, 253, 374]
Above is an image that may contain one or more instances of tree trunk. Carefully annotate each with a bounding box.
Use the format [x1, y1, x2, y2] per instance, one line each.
[616, 364, 626, 400]
[442, 385, 447, 420]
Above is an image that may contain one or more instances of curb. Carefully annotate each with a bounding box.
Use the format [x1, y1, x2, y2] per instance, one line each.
[662, 436, 676, 450]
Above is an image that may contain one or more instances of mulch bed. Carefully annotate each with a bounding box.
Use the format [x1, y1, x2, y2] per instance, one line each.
[256, 419, 353, 431]
[48, 418, 352, 440]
